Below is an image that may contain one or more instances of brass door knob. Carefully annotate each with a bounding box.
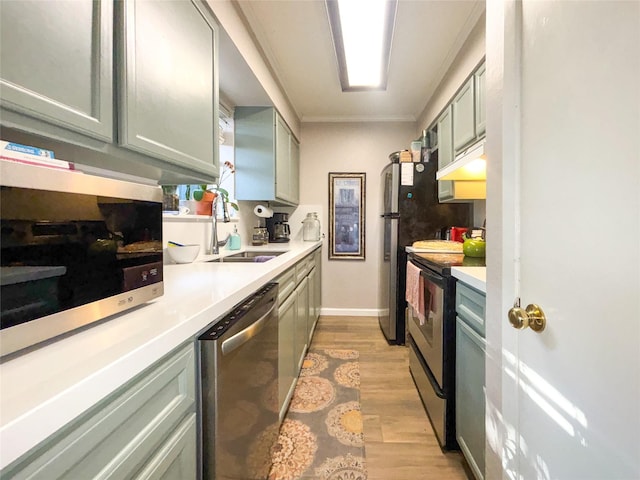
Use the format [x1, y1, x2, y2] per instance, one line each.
[508, 303, 546, 333]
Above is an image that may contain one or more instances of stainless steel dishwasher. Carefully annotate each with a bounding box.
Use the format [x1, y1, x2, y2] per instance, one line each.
[199, 283, 279, 480]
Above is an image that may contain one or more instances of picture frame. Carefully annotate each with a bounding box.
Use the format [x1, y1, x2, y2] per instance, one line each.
[328, 172, 366, 260]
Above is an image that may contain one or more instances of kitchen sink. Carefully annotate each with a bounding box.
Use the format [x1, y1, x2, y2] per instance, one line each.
[208, 251, 286, 263]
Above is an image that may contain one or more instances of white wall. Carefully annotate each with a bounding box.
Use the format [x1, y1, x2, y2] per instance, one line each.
[300, 122, 415, 314]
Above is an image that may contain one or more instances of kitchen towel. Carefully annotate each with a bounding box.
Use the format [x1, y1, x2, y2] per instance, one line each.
[406, 262, 425, 324]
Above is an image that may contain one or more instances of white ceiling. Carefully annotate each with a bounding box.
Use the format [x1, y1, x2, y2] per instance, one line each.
[222, 0, 485, 123]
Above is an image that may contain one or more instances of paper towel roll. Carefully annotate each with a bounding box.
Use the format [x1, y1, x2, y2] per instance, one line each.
[253, 204, 274, 218]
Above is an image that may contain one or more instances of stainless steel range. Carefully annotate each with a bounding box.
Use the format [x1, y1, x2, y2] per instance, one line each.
[406, 252, 478, 450]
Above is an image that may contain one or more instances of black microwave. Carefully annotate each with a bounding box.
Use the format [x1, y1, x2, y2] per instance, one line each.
[0, 161, 164, 358]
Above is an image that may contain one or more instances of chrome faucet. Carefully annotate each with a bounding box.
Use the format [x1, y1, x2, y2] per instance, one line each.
[210, 194, 230, 254]
[210, 195, 219, 254]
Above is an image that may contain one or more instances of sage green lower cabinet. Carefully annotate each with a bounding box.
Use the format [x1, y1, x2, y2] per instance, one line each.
[313, 248, 322, 322]
[277, 290, 297, 422]
[294, 277, 309, 371]
[307, 265, 318, 341]
[1, 343, 196, 480]
[455, 282, 487, 480]
[276, 247, 321, 421]
[134, 414, 197, 480]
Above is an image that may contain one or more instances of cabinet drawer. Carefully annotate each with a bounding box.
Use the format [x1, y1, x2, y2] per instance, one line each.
[134, 413, 197, 480]
[456, 282, 486, 337]
[276, 267, 296, 303]
[455, 317, 486, 480]
[2, 343, 196, 479]
[295, 255, 312, 282]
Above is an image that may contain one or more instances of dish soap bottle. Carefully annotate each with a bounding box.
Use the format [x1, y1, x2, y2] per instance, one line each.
[228, 226, 241, 250]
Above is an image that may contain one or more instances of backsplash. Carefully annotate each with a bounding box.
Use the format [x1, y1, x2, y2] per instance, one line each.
[162, 201, 324, 263]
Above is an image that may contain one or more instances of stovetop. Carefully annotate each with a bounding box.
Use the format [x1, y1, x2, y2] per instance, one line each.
[410, 252, 485, 276]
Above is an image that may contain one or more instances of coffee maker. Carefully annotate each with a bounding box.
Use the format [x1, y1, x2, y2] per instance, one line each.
[266, 212, 291, 243]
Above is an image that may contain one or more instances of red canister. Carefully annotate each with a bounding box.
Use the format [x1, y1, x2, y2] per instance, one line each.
[450, 227, 468, 242]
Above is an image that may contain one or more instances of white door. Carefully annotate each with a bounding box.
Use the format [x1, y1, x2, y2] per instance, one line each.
[485, 1, 640, 479]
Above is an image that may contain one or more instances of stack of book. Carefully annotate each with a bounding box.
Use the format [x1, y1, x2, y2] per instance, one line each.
[0, 141, 74, 170]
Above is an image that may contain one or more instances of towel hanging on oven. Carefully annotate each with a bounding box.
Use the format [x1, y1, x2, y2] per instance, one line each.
[406, 261, 425, 324]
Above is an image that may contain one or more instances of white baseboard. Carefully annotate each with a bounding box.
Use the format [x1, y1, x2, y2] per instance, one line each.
[320, 308, 381, 317]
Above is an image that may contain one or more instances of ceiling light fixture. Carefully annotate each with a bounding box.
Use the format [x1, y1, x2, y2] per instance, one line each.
[326, 0, 397, 92]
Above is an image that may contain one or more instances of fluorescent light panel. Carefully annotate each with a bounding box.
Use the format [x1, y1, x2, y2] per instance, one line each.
[326, 0, 397, 91]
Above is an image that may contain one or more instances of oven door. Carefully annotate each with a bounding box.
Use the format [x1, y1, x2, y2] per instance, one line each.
[407, 262, 445, 386]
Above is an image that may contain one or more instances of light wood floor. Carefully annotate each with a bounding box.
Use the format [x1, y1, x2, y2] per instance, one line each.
[310, 316, 471, 480]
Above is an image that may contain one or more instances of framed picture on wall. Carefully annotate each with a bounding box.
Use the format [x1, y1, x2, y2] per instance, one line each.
[328, 172, 366, 260]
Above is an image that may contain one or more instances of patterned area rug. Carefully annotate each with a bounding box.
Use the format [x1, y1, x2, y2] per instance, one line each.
[269, 349, 367, 480]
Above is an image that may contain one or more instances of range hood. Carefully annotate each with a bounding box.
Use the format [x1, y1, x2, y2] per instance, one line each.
[437, 139, 486, 181]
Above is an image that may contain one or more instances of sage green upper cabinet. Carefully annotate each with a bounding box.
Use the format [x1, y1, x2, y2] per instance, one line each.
[437, 105, 454, 202]
[235, 107, 300, 206]
[452, 77, 476, 153]
[0, 0, 113, 142]
[118, 0, 218, 178]
[474, 63, 486, 137]
[275, 115, 292, 202]
[289, 136, 301, 205]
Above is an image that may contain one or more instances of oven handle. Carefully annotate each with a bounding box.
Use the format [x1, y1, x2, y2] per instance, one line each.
[413, 261, 445, 289]
[221, 301, 276, 355]
[410, 337, 447, 399]
[423, 358, 447, 399]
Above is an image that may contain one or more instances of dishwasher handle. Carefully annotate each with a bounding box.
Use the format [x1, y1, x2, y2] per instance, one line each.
[221, 301, 276, 355]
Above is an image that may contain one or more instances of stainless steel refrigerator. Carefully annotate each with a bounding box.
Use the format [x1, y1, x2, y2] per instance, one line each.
[378, 156, 472, 344]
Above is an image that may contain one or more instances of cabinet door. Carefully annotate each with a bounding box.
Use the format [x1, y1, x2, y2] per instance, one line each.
[456, 317, 486, 480]
[290, 137, 300, 205]
[278, 293, 297, 422]
[474, 63, 486, 137]
[1, 344, 196, 480]
[0, 0, 113, 141]
[294, 277, 309, 372]
[275, 115, 291, 202]
[118, 0, 218, 177]
[234, 107, 277, 201]
[314, 249, 322, 321]
[453, 77, 476, 152]
[135, 414, 197, 480]
[437, 106, 454, 202]
[307, 267, 317, 341]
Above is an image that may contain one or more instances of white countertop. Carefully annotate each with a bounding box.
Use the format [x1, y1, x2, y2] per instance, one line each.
[0, 241, 321, 469]
[451, 266, 487, 293]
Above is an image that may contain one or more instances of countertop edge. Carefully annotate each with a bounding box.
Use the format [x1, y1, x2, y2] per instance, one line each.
[0, 241, 322, 470]
[451, 266, 487, 294]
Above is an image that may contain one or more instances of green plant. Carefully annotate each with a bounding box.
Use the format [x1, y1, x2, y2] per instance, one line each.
[192, 162, 238, 211]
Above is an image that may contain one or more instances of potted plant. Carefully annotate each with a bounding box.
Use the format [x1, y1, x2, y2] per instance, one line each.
[193, 162, 238, 218]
